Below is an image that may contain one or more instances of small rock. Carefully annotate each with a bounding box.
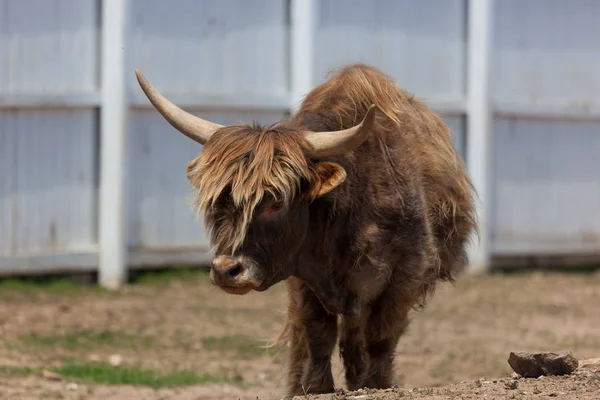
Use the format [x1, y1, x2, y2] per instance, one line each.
[504, 380, 519, 390]
[508, 351, 579, 378]
[41, 370, 62, 381]
[108, 354, 122, 366]
[66, 382, 78, 391]
[335, 388, 347, 400]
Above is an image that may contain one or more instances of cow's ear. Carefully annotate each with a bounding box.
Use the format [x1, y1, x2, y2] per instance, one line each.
[308, 162, 347, 198]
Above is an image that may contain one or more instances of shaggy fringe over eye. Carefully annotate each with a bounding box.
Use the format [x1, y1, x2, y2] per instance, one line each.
[187, 125, 314, 254]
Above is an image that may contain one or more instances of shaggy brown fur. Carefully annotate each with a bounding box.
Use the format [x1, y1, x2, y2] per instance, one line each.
[187, 125, 315, 254]
[184, 63, 478, 396]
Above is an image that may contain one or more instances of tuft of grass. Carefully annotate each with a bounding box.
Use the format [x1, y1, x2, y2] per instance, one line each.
[301, 384, 312, 399]
[0, 277, 92, 292]
[0, 276, 103, 302]
[19, 330, 154, 351]
[0, 362, 240, 389]
[52, 362, 240, 388]
[0, 365, 41, 378]
[131, 267, 209, 286]
[202, 334, 281, 359]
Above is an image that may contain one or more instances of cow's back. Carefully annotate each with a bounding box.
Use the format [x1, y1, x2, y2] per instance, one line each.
[295, 63, 478, 283]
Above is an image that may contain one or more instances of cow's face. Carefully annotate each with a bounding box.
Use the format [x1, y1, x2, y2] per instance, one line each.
[133, 69, 376, 295]
[187, 126, 347, 295]
[206, 187, 310, 294]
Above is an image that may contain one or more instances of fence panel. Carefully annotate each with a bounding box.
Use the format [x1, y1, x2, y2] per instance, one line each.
[0, 0, 99, 94]
[493, 0, 600, 106]
[0, 0, 99, 267]
[490, 0, 600, 257]
[491, 118, 600, 255]
[0, 109, 98, 257]
[314, 0, 466, 100]
[127, 0, 288, 96]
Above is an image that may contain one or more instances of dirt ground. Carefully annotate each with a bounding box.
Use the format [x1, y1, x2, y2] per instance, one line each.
[0, 269, 598, 399]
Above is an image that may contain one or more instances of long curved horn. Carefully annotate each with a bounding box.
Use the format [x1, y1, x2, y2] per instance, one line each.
[135, 70, 223, 145]
[305, 104, 378, 158]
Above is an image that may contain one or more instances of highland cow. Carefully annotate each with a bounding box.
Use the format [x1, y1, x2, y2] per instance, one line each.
[135, 64, 478, 396]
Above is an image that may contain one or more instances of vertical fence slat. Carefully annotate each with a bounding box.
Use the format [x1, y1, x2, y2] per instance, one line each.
[290, 0, 316, 111]
[466, 0, 494, 273]
[99, 0, 129, 289]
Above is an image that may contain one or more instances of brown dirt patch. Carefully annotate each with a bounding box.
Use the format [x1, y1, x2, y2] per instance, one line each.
[303, 367, 600, 400]
[0, 270, 598, 399]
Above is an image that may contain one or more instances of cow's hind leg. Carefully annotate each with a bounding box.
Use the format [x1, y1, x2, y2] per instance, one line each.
[285, 277, 338, 396]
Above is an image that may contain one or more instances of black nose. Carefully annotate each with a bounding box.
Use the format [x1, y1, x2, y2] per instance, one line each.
[211, 258, 243, 284]
[225, 263, 242, 278]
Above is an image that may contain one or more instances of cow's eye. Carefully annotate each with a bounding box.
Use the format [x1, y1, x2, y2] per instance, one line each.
[270, 201, 284, 212]
[262, 200, 284, 218]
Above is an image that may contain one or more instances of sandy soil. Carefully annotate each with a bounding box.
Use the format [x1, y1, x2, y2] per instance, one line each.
[301, 364, 600, 400]
[0, 270, 598, 399]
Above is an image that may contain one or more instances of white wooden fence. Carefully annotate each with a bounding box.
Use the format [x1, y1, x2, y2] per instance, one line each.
[1, 0, 599, 288]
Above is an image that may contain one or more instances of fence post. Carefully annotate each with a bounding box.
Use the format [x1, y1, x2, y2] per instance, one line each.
[290, 0, 316, 111]
[466, 0, 494, 273]
[99, 0, 129, 289]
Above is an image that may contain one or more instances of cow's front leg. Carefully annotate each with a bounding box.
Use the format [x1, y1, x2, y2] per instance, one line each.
[296, 268, 358, 317]
[339, 312, 368, 391]
[285, 277, 338, 396]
